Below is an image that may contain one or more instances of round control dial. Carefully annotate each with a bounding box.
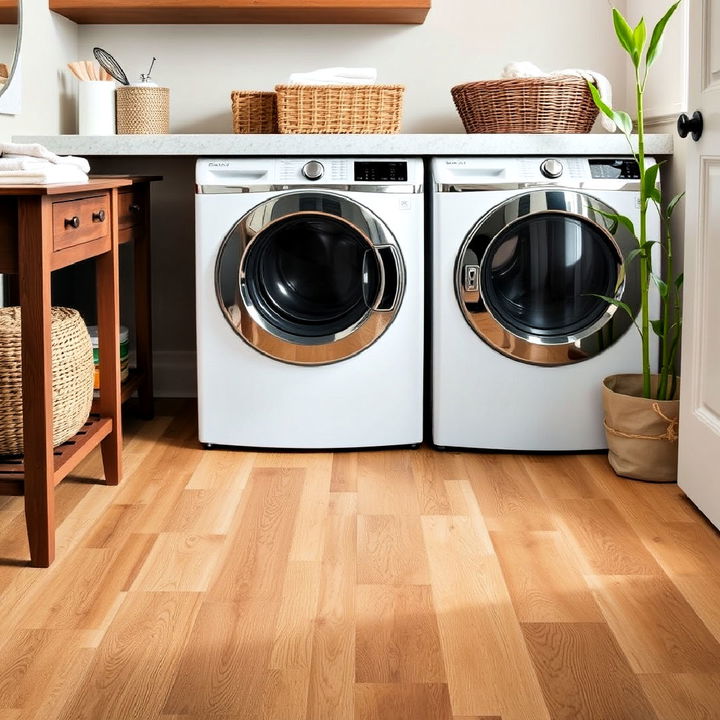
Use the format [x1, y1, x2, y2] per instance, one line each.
[540, 158, 564, 179]
[302, 161, 325, 181]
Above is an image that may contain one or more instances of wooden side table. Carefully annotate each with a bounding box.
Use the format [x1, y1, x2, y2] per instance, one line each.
[110, 175, 161, 419]
[0, 177, 132, 567]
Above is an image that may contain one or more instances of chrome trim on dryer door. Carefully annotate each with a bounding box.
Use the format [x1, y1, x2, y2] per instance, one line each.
[455, 189, 640, 366]
[215, 190, 406, 365]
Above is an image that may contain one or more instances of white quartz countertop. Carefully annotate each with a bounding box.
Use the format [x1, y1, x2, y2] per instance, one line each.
[13, 133, 673, 157]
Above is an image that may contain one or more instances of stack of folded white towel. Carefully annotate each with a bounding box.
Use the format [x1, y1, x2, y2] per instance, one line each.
[501, 62, 615, 132]
[288, 67, 377, 86]
[0, 142, 90, 184]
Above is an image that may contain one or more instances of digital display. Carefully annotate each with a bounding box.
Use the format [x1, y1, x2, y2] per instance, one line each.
[354, 161, 408, 182]
[589, 159, 641, 179]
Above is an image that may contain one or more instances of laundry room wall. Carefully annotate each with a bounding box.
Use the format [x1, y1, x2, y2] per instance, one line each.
[76, 0, 631, 134]
[0, 1, 77, 140]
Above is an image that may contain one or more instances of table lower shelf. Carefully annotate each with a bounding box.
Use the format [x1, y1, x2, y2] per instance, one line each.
[91, 368, 145, 414]
[0, 414, 113, 494]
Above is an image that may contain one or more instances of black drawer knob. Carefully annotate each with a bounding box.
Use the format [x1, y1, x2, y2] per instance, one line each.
[129, 203, 141, 213]
[64, 216, 80, 229]
[92, 209, 106, 222]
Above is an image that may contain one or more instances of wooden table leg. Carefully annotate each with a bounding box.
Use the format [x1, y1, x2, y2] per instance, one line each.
[96, 188, 122, 486]
[134, 182, 154, 419]
[18, 196, 55, 567]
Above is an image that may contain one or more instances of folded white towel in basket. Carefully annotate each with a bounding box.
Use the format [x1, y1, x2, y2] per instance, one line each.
[288, 67, 378, 86]
[501, 62, 615, 133]
[0, 142, 91, 173]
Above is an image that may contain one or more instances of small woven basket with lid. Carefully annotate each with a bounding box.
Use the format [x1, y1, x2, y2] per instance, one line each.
[451, 76, 598, 134]
[0, 307, 94, 455]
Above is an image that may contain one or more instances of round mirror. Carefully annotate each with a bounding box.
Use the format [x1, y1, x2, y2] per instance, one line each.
[0, 0, 22, 106]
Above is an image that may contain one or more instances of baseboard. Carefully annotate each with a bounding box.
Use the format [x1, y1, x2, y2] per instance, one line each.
[152, 350, 197, 398]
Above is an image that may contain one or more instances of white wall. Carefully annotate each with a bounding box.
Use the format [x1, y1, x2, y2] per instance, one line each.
[0, 0, 78, 140]
[78, 0, 631, 134]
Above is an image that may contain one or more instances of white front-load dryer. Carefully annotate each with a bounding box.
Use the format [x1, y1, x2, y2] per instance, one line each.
[432, 156, 660, 451]
[196, 157, 423, 449]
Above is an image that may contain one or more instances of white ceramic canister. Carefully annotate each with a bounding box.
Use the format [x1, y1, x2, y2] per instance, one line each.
[78, 80, 116, 135]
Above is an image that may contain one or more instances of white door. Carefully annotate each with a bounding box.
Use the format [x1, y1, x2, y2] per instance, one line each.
[678, 0, 720, 527]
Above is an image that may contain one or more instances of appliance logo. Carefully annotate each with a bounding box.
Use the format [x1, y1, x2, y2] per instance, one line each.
[446, 160, 467, 166]
[209, 162, 230, 167]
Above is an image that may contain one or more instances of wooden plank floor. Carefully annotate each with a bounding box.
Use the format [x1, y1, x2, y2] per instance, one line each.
[1, 400, 720, 719]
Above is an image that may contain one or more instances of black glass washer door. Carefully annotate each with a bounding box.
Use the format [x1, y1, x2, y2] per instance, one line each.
[456, 190, 640, 366]
[481, 212, 619, 339]
[243, 212, 382, 339]
[216, 191, 406, 366]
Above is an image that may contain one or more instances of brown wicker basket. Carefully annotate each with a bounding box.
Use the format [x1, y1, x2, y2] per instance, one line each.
[275, 84, 404, 134]
[451, 76, 598, 134]
[231, 91, 278, 133]
[0, 307, 94, 455]
[116, 86, 170, 134]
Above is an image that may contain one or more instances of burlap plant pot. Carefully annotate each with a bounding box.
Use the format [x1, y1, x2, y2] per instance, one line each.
[602, 374, 680, 483]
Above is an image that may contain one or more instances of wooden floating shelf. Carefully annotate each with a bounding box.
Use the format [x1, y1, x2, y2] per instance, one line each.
[48, 0, 430, 24]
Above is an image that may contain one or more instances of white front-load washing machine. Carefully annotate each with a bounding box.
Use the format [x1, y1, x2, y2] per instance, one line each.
[432, 156, 660, 451]
[196, 157, 423, 449]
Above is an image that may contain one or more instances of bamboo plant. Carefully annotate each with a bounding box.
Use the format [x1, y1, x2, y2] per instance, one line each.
[588, 1, 683, 401]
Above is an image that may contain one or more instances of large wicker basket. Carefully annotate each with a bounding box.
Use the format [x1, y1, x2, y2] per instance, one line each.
[451, 76, 598, 134]
[231, 91, 278, 133]
[0, 307, 94, 455]
[275, 84, 404, 134]
[116, 86, 170, 134]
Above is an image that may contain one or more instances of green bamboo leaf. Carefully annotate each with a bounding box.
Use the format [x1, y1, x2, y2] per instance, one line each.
[594, 207, 637, 237]
[651, 319, 665, 337]
[653, 275, 669, 297]
[667, 191, 685, 218]
[613, 7, 639, 65]
[593, 294, 636, 320]
[674, 272, 684, 288]
[646, 1, 682, 68]
[643, 163, 660, 199]
[633, 18, 647, 58]
[587, 83, 633, 136]
[626, 247, 645, 264]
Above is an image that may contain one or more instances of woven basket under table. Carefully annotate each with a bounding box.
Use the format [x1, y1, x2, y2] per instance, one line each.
[231, 91, 278, 133]
[451, 76, 598, 134]
[275, 84, 404, 134]
[0, 307, 94, 455]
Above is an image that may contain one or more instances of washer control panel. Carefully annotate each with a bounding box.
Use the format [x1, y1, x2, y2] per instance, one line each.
[354, 161, 408, 182]
[589, 159, 641, 179]
[433, 157, 652, 187]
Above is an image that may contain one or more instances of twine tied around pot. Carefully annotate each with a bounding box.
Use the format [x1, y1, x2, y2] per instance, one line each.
[604, 402, 679, 443]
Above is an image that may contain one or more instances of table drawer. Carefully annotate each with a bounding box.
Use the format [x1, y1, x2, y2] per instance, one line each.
[52, 194, 110, 251]
[118, 188, 146, 230]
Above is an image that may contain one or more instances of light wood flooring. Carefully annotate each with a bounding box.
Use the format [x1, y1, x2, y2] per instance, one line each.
[1, 400, 720, 719]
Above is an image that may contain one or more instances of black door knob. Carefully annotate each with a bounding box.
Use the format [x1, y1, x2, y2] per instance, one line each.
[677, 111, 703, 141]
